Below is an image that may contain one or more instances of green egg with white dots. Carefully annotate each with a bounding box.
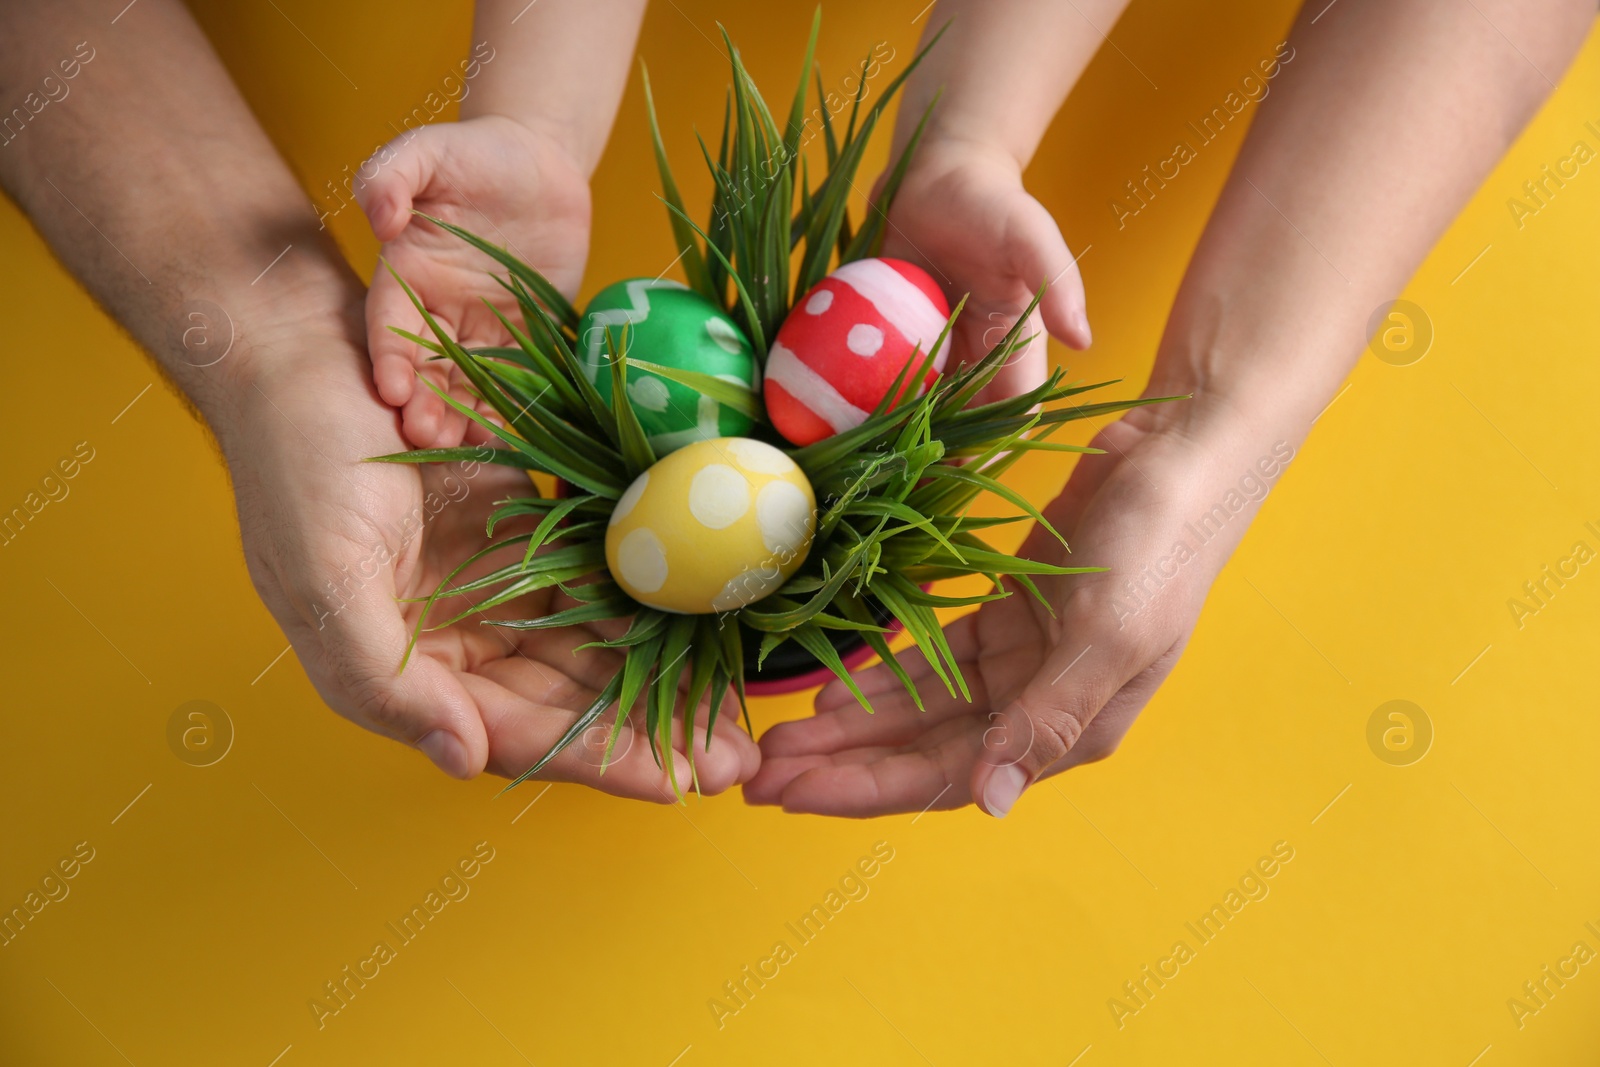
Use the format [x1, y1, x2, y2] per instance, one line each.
[577, 279, 758, 455]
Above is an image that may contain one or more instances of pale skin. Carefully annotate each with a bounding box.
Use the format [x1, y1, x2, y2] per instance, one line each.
[358, 0, 648, 449]
[6, 0, 1589, 812]
[0, 0, 756, 794]
[875, 0, 1119, 394]
[745, 0, 1595, 817]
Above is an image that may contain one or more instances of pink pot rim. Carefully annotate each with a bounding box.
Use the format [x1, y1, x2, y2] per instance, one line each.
[744, 613, 905, 696]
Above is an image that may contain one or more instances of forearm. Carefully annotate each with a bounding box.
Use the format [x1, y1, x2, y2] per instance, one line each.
[466, 0, 647, 176]
[892, 0, 1132, 167]
[1148, 0, 1592, 445]
[0, 0, 360, 442]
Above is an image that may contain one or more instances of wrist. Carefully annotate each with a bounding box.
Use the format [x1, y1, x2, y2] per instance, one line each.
[457, 107, 600, 180]
[894, 80, 1052, 172]
[1140, 288, 1366, 450]
[185, 253, 369, 459]
[912, 129, 1027, 177]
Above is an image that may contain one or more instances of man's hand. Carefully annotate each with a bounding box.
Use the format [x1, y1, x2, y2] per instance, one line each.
[232, 296, 758, 795]
[0, 0, 739, 797]
[878, 137, 1091, 401]
[745, 405, 1277, 817]
[356, 116, 591, 449]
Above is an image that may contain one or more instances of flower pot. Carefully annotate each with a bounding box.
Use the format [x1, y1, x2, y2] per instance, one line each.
[741, 596, 901, 696]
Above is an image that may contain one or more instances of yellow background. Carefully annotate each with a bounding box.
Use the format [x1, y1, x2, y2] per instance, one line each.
[4, 1, 1599, 1063]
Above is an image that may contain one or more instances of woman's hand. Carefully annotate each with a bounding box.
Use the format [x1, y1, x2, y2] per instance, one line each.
[877, 136, 1091, 400]
[759, 0, 1595, 819]
[356, 115, 592, 450]
[745, 400, 1291, 817]
[226, 293, 758, 796]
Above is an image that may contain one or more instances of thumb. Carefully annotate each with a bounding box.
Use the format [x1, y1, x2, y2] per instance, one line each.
[968, 593, 1169, 818]
[296, 568, 491, 780]
[1009, 192, 1091, 350]
[354, 127, 441, 242]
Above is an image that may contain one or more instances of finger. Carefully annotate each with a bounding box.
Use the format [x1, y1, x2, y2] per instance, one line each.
[472, 637, 618, 709]
[420, 394, 469, 449]
[476, 646, 758, 796]
[748, 612, 985, 809]
[472, 674, 695, 802]
[759, 688, 963, 761]
[354, 128, 440, 242]
[297, 572, 491, 780]
[354, 128, 468, 441]
[763, 625, 982, 759]
[966, 595, 1173, 819]
[1010, 192, 1090, 349]
[676, 690, 762, 794]
[760, 728, 980, 818]
[742, 751, 830, 806]
[365, 273, 424, 409]
[399, 327, 468, 448]
[1046, 642, 1181, 773]
[463, 419, 498, 447]
[755, 614, 979, 755]
[402, 366, 449, 448]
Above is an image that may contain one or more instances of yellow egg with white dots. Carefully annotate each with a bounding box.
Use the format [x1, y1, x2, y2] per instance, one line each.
[606, 438, 816, 614]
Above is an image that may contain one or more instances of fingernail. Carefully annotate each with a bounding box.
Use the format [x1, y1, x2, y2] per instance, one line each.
[418, 730, 470, 778]
[1072, 309, 1093, 347]
[982, 764, 1028, 818]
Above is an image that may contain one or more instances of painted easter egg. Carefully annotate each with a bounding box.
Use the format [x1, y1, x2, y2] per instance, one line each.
[578, 279, 759, 454]
[765, 257, 951, 446]
[605, 438, 815, 615]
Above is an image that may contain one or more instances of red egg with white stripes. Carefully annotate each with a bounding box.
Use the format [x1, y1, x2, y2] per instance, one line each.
[765, 257, 951, 446]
